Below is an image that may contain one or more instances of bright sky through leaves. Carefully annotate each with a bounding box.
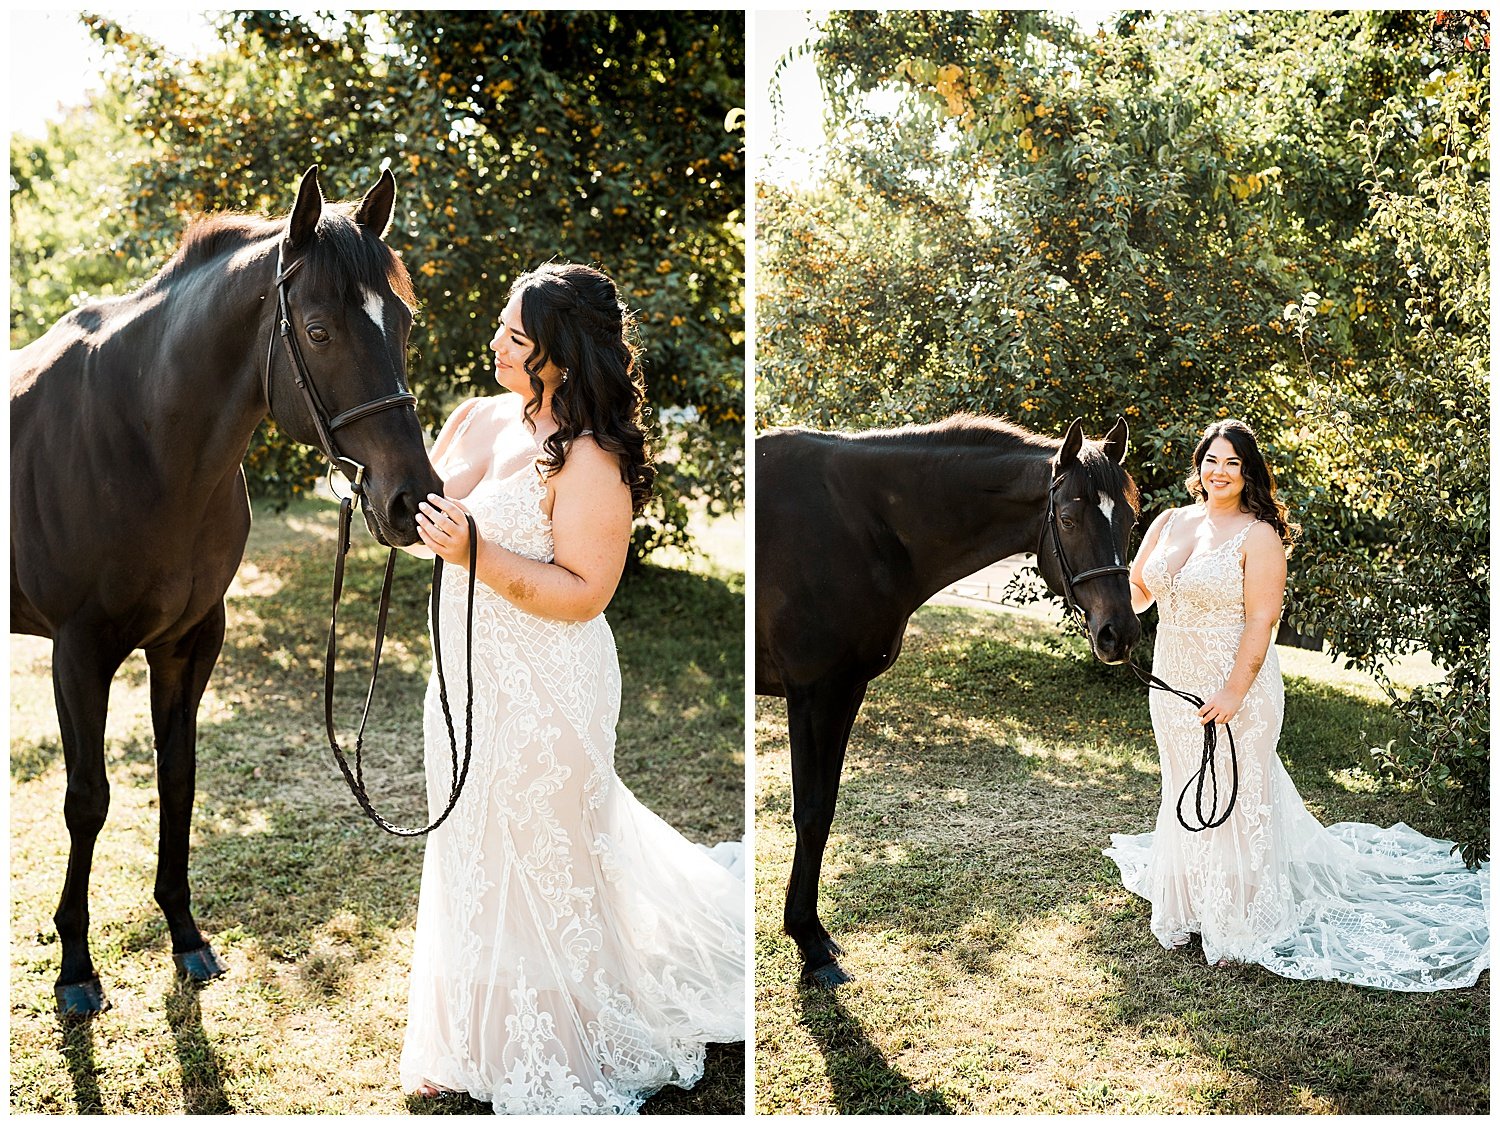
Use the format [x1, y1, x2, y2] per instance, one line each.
[8, 9, 218, 137]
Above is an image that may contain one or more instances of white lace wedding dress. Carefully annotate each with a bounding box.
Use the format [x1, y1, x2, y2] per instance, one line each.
[1104, 508, 1488, 991]
[399, 440, 745, 1112]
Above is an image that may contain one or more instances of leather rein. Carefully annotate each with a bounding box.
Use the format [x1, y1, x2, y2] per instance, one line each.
[1038, 472, 1238, 832]
[267, 247, 475, 837]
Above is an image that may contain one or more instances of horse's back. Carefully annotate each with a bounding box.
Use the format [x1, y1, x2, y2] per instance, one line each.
[756, 428, 913, 694]
[11, 306, 91, 400]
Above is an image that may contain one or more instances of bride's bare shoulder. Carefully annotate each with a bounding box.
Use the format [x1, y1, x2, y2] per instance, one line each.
[1146, 505, 1187, 534]
[438, 395, 484, 439]
[447, 393, 522, 439]
[1244, 519, 1285, 553]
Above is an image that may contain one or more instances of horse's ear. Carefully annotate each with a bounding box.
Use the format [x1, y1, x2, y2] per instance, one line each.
[355, 168, 396, 238]
[1055, 417, 1085, 469]
[288, 165, 323, 249]
[1101, 416, 1129, 465]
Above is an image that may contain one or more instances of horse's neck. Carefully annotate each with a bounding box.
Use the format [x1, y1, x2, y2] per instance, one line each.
[848, 440, 1051, 608]
[126, 241, 278, 487]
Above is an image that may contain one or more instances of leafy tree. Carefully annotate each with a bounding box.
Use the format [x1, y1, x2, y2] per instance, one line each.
[9, 92, 151, 348]
[12, 10, 745, 555]
[759, 9, 1487, 854]
[1281, 43, 1489, 860]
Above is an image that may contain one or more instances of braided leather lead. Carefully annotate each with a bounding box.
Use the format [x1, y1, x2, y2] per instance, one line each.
[1129, 659, 1240, 832]
[324, 495, 476, 837]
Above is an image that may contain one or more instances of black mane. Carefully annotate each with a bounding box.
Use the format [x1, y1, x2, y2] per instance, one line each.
[841, 412, 1057, 452]
[165, 212, 280, 274]
[162, 205, 415, 308]
[790, 412, 1140, 514]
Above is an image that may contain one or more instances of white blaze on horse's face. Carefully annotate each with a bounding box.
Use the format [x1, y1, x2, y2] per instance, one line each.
[1098, 494, 1120, 564]
[360, 285, 387, 338]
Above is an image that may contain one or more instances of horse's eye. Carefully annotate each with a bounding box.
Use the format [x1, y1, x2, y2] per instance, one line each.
[1059, 515, 1076, 530]
[307, 325, 331, 344]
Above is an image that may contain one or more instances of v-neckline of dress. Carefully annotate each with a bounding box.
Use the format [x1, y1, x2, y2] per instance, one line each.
[1163, 512, 1254, 585]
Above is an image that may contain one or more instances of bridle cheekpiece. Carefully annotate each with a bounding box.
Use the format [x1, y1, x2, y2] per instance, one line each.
[263, 245, 418, 502]
[1037, 470, 1130, 621]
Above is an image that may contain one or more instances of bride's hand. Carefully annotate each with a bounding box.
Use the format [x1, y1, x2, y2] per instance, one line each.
[1197, 688, 1243, 726]
[416, 493, 475, 565]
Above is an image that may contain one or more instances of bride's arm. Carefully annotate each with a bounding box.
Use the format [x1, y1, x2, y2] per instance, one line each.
[1197, 522, 1287, 725]
[417, 436, 631, 622]
[1128, 509, 1170, 614]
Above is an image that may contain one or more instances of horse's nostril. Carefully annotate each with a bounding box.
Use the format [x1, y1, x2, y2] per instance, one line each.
[389, 487, 418, 529]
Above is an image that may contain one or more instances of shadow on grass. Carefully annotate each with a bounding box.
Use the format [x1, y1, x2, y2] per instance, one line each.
[796, 985, 952, 1114]
[12, 735, 63, 784]
[1088, 912, 1489, 1114]
[164, 978, 233, 1113]
[57, 1016, 103, 1114]
[405, 1089, 492, 1114]
[640, 1042, 747, 1114]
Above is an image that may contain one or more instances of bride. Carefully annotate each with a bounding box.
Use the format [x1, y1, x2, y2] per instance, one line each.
[1105, 418, 1488, 991]
[398, 262, 744, 1111]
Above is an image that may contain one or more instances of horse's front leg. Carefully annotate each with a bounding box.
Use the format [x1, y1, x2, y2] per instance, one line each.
[51, 623, 131, 1017]
[147, 606, 228, 983]
[784, 676, 868, 988]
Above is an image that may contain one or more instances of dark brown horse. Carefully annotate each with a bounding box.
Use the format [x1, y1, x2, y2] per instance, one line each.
[755, 415, 1141, 986]
[11, 166, 442, 1016]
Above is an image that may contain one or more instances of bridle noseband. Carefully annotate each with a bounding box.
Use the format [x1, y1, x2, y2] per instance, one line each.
[264, 247, 418, 498]
[1038, 468, 1238, 833]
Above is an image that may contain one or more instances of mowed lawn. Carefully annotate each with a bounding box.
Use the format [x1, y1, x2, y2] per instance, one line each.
[11, 497, 746, 1115]
[754, 606, 1488, 1115]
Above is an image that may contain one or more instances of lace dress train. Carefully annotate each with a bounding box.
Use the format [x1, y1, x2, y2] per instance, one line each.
[400, 459, 744, 1112]
[1104, 510, 1488, 992]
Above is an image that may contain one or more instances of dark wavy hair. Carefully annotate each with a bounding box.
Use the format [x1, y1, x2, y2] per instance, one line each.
[1186, 418, 1299, 550]
[509, 262, 654, 513]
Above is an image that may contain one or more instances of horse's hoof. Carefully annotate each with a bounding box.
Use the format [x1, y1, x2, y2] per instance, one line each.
[801, 959, 855, 989]
[55, 976, 110, 1018]
[174, 944, 228, 982]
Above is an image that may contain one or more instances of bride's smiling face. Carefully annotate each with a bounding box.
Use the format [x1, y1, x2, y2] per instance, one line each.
[1198, 437, 1245, 507]
[490, 291, 564, 398]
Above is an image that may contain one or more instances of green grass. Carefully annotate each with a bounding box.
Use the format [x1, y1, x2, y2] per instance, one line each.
[754, 605, 1488, 1115]
[11, 496, 746, 1114]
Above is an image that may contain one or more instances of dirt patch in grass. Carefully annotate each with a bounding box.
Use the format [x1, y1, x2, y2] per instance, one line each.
[12, 497, 746, 1113]
[754, 605, 1488, 1114]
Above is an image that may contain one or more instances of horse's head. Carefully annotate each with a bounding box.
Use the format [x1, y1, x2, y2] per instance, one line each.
[267, 166, 441, 547]
[1034, 417, 1141, 666]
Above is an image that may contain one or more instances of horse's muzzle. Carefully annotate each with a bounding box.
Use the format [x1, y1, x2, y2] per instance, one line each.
[1090, 615, 1140, 666]
[361, 487, 423, 548]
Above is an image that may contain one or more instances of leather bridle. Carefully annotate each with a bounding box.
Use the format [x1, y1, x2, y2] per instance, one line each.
[264, 247, 418, 498]
[1036, 471, 1131, 617]
[266, 245, 474, 838]
[1038, 468, 1237, 832]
